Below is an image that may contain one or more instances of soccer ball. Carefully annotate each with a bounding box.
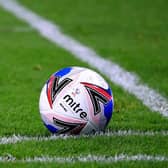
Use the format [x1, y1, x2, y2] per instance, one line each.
[39, 67, 114, 135]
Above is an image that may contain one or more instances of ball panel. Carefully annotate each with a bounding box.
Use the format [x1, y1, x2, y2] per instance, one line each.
[54, 67, 72, 77]
[39, 85, 51, 111]
[44, 124, 58, 133]
[44, 113, 87, 134]
[52, 82, 89, 121]
[104, 99, 113, 125]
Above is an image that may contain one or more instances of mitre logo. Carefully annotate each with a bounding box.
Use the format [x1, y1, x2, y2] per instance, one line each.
[63, 94, 87, 119]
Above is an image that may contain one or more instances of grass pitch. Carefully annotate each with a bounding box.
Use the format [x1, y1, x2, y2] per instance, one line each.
[19, 0, 168, 97]
[0, 0, 168, 167]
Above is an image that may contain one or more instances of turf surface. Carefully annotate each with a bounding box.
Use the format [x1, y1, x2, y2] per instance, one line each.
[0, 4, 167, 136]
[1, 135, 168, 157]
[1, 162, 168, 168]
[18, 0, 168, 97]
[0, 0, 168, 167]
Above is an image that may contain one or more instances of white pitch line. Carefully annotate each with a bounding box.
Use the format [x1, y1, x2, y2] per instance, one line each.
[0, 154, 168, 162]
[0, 0, 168, 117]
[1, 130, 168, 145]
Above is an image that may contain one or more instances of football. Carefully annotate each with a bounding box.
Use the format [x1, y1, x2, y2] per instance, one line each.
[39, 67, 114, 135]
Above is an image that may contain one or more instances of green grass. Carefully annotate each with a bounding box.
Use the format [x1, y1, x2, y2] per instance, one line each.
[0, 0, 168, 167]
[0, 135, 168, 157]
[0, 5, 167, 137]
[19, 0, 168, 97]
[1, 162, 168, 168]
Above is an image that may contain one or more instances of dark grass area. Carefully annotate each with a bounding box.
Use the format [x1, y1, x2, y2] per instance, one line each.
[0, 161, 168, 168]
[0, 0, 168, 167]
[0, 135, 168, 157]
[18, 0, 168, 97]
[0, 1, 168, 136]
[0, 7, 167, 137]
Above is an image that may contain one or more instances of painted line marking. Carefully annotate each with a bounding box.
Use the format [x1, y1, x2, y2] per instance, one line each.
[0, 0, 168, 117]
[1, 130, 168, 145]
[0, 154, 168, 162]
